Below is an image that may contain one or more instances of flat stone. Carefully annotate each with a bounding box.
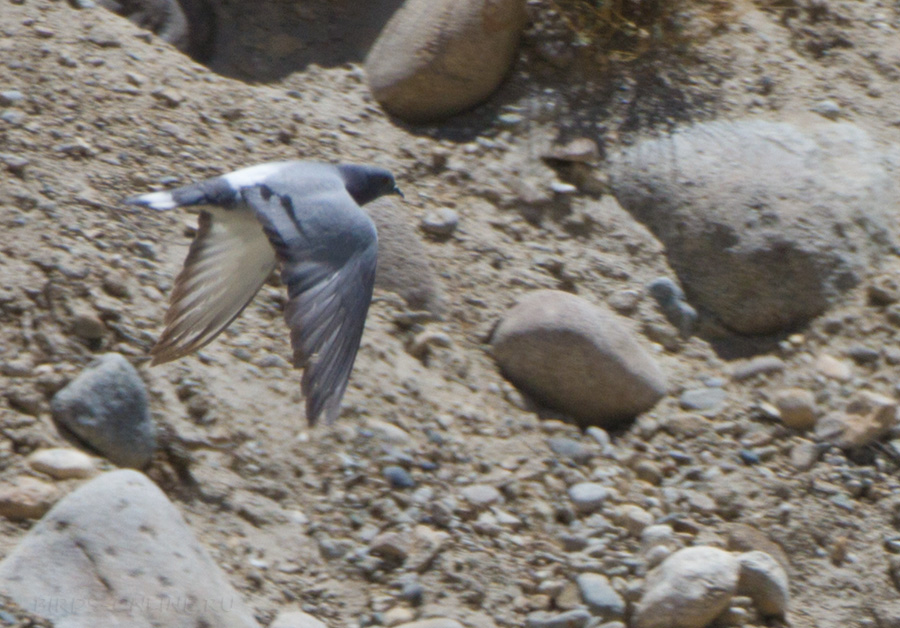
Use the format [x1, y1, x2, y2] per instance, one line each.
[420, 207, 459, 237]
[731, 356, 785, 381]
[27, 448, 97, 479]
[678, 387, 727, 414]
[365, 419, 411, 444]
[525, 609, 591, 628]
[461, 484, 503, 508]
[547, 436, 594, 465]
[614, 504, 654, 536]
[70, 311, 106, 340]
[568, 482, 609, 515]
[815, 354, 853, 381]
[394, 620, 464, 628]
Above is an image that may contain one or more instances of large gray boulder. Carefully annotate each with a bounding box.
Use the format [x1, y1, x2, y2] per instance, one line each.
[51, 353, 156, 469]
[0, 470, 259, 628]
[490, 290, 666, 427]
[365, 0, 527, 121]
[608, 119, 900, 335]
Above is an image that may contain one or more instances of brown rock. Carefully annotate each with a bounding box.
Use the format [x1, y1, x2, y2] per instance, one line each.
[725, 523, 791, 574]
[491, 290, 667, 427]
[815, 390, 897, 448]
[0, 476, 59, 520]
[365, 0, 527, 121]
[773, 388, 817, 430]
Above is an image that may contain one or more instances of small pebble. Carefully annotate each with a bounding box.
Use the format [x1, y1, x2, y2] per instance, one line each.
[773, 388, 817, 430]
[420, 208, 459, 237]
[568, 483, 609, 514]
[811, 99, 841, 120]
[739, 449, 760, 465]
[1, 109, 26, 125]
[678, 387, 727, 415]
[731, 356, 785, 381]
[1, 153, 29, 177]
[0, 476, 59, 520]
[394, 619, 464, 628]
[461, 484, 502, 508]
[615, 504, 654, 536]
[789, 439, 819, 470]
[384, 465, 416, 489]
[548, 436, 594, 465]
[0, 90, 24, 106]
[815, 354, 852, 381]
[369, 532, 409, 562]
[550, 181, 578, 195]
[364, 419, 411, 444]
[384, 607, 416, 627]
[648, 277, 697, 338]
[525, 609, 591, 628]
[71, 311, 106, 341]
[576, 573, 625, 619]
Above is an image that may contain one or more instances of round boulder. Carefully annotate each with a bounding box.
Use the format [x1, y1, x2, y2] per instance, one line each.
[608, 120, 900, 335]
[490, 290, 666, 427]
[365, 0, 527, 121]
[633, 546, 740, 628]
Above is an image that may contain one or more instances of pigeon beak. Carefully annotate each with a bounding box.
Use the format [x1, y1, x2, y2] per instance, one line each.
[393, 186, 405, 199]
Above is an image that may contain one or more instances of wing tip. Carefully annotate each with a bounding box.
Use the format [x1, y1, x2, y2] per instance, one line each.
[305, 392, 342, 427]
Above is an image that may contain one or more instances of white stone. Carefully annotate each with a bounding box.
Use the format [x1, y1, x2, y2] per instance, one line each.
[736, 551, 790, 617]
[633, 546, 740, 628]
[0, 470, 259, 628]
[27, 448, 97, 479]
[568, 482, 609, 514]
[271, 609, 328, 628]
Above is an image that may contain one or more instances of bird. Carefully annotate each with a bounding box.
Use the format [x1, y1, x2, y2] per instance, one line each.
[127, 160, 403, 425]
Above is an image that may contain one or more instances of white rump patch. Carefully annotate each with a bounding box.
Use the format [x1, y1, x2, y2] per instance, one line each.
[135, 191, 177, 211]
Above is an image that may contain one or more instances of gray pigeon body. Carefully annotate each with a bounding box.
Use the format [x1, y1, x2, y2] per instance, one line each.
[128, 161, 401, 425]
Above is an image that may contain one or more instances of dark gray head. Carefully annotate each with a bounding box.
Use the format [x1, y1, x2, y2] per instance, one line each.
[337, 164, 403, 206]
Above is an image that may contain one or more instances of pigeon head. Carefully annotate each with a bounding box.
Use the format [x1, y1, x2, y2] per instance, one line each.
[338, 164, 403, 206]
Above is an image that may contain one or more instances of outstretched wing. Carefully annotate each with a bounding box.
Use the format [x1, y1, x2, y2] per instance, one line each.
[241, 183, 378, 425]
[149, 208, 277, 364]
